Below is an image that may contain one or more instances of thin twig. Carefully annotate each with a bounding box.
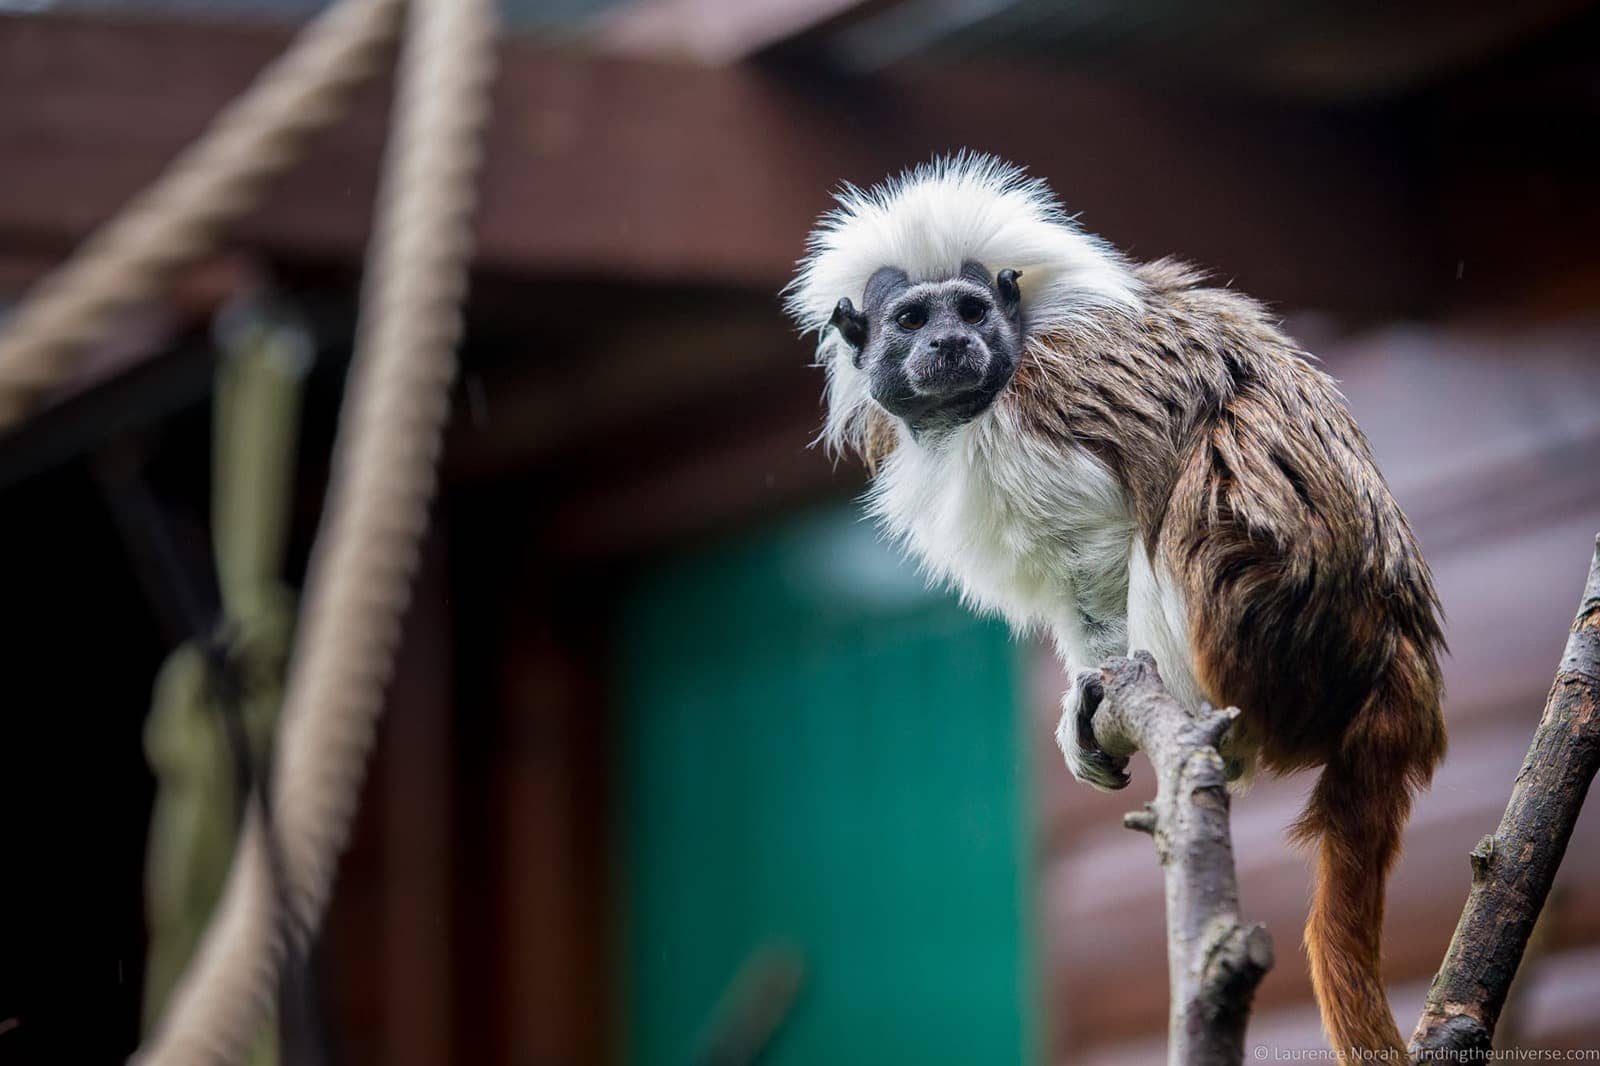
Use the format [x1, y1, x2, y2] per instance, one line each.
[1411, 536, 1600, 1059]
[1087, 651, 1274, 1066]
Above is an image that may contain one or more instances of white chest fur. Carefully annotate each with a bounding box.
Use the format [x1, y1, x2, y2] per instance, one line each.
[866, 405, 1139, 671]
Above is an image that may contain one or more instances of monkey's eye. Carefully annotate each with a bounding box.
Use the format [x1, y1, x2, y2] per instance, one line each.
[958, 298, 988, 325]
[895, 306, 927, 331]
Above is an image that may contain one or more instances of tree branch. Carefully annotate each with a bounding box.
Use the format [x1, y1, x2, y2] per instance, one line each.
[1411, 536, 1600, 1059]
[1087, 651, 1275, 1066]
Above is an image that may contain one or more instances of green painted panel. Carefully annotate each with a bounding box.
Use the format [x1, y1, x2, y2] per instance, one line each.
[616, 508, 1033, 1066]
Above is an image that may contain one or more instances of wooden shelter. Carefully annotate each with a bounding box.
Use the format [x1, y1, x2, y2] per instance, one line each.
[1, 2, 1598, 1062]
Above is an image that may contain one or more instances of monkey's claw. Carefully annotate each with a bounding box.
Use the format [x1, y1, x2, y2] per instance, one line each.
[1058, 670, 1131, 792]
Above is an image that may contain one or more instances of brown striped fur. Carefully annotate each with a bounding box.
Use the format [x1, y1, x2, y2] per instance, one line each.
[861, 258, 1447, 1057]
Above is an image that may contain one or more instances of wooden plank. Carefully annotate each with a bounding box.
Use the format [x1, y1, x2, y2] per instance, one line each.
[480, 590, 612, 1064]
[443, 288, 811, 482]
[594, 0, 884, 64]
[0, 12, 1429, 313]
[322, 530, 455, 1066]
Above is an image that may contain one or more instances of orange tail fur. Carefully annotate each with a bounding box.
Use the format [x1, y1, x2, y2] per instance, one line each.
[1291, 647, 1444, 1060]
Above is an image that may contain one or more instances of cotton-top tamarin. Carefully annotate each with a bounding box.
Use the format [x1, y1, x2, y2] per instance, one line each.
[785, 154, 1446, 1059]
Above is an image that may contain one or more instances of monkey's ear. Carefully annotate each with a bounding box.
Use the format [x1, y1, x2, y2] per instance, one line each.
[997, 269, 1023, 318]
[830, 297, 869, 360]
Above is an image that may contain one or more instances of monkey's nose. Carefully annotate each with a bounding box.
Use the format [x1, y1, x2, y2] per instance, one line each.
[910, 334, 986, 395]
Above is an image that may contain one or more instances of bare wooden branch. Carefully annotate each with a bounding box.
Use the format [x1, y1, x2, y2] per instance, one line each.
[1087, 651, 1274, 1066]
[1411, 536, 1600, 1059]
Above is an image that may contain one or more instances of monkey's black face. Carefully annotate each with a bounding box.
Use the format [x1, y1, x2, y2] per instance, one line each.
[830, 261, 1024, 436]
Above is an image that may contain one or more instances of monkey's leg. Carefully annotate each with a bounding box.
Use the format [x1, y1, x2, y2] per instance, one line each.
[1056, 669, 1131, 791]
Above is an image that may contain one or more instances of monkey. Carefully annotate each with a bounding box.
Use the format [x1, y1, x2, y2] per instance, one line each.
[785, 154, 1446, 1059]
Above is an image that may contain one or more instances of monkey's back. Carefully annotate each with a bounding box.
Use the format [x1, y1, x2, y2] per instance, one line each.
[1012, 260, 1447, 775]
[1161, 347, 1447, 774]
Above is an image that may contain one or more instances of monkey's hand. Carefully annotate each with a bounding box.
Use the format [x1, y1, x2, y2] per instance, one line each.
[1056, 669, 1132, 791]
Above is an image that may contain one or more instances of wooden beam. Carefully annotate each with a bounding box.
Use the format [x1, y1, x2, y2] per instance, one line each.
[1, 12, 1428, 313]
[540, 386, 848, 558]
[593, 0, 887, 64]
[444, 287, 813, 482]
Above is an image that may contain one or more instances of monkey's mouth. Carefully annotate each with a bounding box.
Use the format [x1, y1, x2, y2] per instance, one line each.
[877, 356, 1016, 430]
[908, 352, 990, 395]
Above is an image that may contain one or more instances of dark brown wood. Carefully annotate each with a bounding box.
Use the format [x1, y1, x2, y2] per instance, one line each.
[1411, 537, 1600, 1058]
[322, 529, 455, 1066]
[0, 11, 1428, 314]
[442, 291, 813, 483]
[1086, 652, 1273, 1066]
[479, 585, 612, 1066]
[376, 534, 455, 1066]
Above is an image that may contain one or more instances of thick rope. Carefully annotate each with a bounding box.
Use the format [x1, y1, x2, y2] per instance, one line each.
[130, 0, 498, 1060]
[0, 0, 406, 430]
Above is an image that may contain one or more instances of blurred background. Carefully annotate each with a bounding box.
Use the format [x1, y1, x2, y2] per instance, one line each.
[1, 0, 1599, 1063]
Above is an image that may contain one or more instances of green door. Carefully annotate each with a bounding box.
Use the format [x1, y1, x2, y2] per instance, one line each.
[616, 506, 1033, 1066]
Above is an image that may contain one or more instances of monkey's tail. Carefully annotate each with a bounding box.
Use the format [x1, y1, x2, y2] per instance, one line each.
[1289, 642, 1445, 1060]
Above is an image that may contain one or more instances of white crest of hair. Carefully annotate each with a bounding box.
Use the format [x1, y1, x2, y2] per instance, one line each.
[783, 151, 1143, 456]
